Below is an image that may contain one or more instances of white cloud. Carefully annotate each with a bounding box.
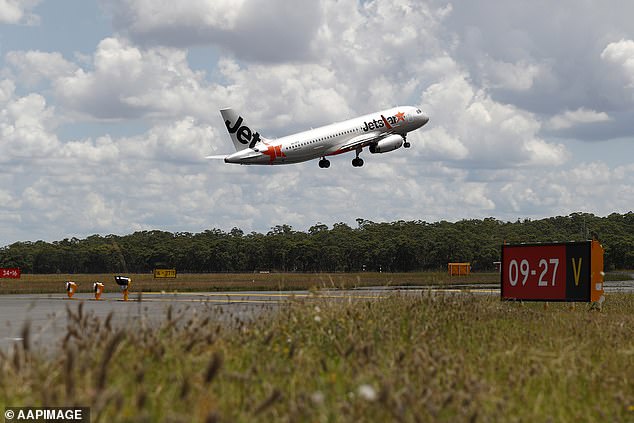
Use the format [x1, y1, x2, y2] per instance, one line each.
[496, 161, 632, 216]
[105, 0, 321, 62]
[0, 81, 60, 162]
[447, 2, 634, 133]
[547, 108, 611, 130]
[482, 60, 544, 91]
[214, 58, 353, 131]
[601, 39, 634, 86]
[0, 78, 15, 103]
[0, 0, 40, 24]
[110, 0, 245, 32]
[5, 51, 78, 86]
[49, 37, 217, 120]
[522, 139, 567, 167]
[463, 183, 495, 209]
[418, 127, 469, 160]
[417, 63, 567, 167]
[0, 114, 228, 240]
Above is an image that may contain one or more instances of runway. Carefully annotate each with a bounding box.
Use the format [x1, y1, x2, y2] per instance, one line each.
[0, 281, 631, 351]
[0, 289, 390, 351]
[0, 287, 471, 351]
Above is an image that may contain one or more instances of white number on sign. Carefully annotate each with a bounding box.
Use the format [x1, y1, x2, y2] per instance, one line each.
[508, 259, 529, 286]
[538, 258, 560, 286]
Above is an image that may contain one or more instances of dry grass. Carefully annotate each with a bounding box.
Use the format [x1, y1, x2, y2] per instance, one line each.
[0, 272, 499, 294]
[1, 293, 633, 422]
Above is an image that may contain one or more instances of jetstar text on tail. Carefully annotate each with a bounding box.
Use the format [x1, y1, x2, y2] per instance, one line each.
[362, 111, 406, 132]
[225, 116, 262, 148]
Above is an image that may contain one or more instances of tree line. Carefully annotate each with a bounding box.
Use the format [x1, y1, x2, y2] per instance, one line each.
[1, 213, 634, 274]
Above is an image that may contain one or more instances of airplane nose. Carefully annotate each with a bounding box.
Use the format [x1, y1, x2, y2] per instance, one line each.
[421, 114, 429, 125]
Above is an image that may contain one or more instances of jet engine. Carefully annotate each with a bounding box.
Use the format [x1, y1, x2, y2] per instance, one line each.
[369, 135, 404, 153]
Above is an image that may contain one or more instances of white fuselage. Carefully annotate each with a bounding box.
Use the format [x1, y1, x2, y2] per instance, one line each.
[224, 106, 429, 165]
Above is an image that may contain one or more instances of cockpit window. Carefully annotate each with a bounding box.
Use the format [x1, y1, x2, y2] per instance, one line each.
[416, 109, 422, 114]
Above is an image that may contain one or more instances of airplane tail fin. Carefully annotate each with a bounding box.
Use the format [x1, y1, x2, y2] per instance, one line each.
[220, 108, 266, 151]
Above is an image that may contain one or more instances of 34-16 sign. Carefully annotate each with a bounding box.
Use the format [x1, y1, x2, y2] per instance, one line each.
[0, 268, 21, 279]
[501, 240, 604, 302]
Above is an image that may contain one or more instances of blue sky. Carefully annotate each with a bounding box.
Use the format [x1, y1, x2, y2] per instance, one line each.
[1, 1, 108, 54]
[1, 0, 634, 246]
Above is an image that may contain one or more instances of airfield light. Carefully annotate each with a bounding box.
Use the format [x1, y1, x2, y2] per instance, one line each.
[114, 276, 132, 301]
[65, 281, 77, 299]
[93, 282, 104, 300]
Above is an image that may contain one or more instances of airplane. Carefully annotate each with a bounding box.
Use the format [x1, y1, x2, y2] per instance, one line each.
[208, 106, 429, 168]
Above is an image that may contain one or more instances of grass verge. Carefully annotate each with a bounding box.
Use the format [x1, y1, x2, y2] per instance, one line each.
[1, 293, 633, 422]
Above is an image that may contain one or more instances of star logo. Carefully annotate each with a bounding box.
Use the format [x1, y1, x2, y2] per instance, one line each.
[263, 144, 286, 163]
[395, 111, 405, 122]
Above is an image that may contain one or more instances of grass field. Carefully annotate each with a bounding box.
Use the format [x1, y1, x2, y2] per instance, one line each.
[1, 292, 633, 422]
[0, 272, 502, 295]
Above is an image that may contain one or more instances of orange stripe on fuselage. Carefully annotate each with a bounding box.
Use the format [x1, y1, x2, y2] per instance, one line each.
[380, 115, 393, 130]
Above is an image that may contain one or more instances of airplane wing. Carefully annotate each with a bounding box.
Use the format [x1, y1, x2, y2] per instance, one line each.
[329, 132, 386, 154]
[207, 150, 262, 159]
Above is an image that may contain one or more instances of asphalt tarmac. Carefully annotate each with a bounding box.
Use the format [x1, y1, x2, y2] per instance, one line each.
[0, 281, 631, 352]
[0, 289, 391, 351]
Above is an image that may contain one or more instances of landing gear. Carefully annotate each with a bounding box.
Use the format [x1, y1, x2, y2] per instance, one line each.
[403, 135, 411, 148]
[352, 148, 364, 167]
[318, 158, 330, 168]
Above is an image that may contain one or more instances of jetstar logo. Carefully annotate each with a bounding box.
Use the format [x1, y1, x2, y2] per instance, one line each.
[362, 111, 406, 132]
[226, 116, 262, 148]
[263, 144, 285, 163]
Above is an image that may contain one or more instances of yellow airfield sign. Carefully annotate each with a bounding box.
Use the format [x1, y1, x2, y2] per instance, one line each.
[154, 269, 177, 278]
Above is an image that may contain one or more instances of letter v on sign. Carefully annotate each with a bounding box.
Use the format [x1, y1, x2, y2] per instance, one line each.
[571, 257, 582, 286]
